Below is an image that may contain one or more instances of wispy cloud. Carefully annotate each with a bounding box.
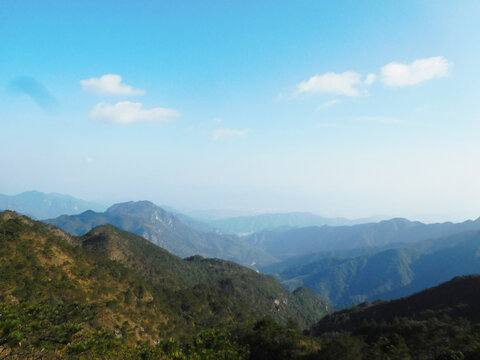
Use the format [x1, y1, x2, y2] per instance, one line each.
[318, 99, 341, 110]
[381, 56, 451, 87]
[89, 101, 179, 124]
[208, 127, 252, 141]
[296, 71, 362, 97]
[365, 73, 377, 85]
[80, 74, 145, 95]
[8, 76, 58, 112]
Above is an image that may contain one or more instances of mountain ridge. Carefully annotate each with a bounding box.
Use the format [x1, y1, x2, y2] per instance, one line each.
[201, 212, 376, 235]
[247, 216, 480, 260]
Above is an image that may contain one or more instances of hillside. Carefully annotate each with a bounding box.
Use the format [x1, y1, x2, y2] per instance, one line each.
[0, 190, 106, 219]
[305, 275, 480, 359]
[4, 210, 480, 359]
[0, 211, 330, 325]
[311, 275, 480, 334]
[0, 211, 332, 358]
[270, 230, 480, 308]
[247, 216, 480, 260]
[47, 201, 277, 267]
[80, 224, 332, 327]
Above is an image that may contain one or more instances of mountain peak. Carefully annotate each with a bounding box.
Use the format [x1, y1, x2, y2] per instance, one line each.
[106, 200, 159, 213]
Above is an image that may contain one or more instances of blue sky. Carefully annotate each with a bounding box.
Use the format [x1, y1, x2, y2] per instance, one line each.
[1, 1, 480, 221]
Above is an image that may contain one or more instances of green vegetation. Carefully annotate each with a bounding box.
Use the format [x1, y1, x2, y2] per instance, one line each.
[0, 302, 252, 359]
[0, 211, 330, 358]
[306, 275, 480, 359]
[4, 211, 480, 359]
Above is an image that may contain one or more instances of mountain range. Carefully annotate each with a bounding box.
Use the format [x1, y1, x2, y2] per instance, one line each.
[264, 229, 480, 308]
[46, 200, 277, 267]
[247, 216, 480, 260]
[45, 200, 480, 310]
[3, 209, 480, 358]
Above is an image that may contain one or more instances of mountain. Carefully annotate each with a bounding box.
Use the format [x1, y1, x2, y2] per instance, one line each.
[0, 190, 106, 219]
[4, 210, 480, 359]
[246, 216, 480, 260]
[259, 243, 406, 275]
[306, 275, 480, 359]
[0, 211, 331, 358]
[310, 274, 480, 334]
[269, 230, 480, 308]
[79, 224, 331, 328]
[202, 212, 370, 235]
[46, 200, 277, 267]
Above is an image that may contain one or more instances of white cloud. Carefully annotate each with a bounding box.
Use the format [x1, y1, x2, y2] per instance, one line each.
[80, 74, 146, 95]
[296, 71, 362, 97]
[381, 56, 451, 87]
[89, 101, 180, 124]
[318, 99, 341, 110]
[214, 117, 223, 124]
[209, 127, 252, 141]
[365, 73, 377, 85]
[85, 157, 94, 164]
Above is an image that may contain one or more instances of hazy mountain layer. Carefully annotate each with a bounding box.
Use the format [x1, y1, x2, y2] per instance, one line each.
[246, 216, 480, 260]
[0, 190, 106, 219]
[203, 212, 370, 235]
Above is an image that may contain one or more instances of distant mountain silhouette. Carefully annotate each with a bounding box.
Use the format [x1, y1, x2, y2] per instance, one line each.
[246, 216, 480, 259]
[202, 212, 374, 235]
[0, 190, 106, 219]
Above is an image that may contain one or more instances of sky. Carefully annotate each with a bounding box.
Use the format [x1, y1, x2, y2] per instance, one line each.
[1, 0, 480, 222]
